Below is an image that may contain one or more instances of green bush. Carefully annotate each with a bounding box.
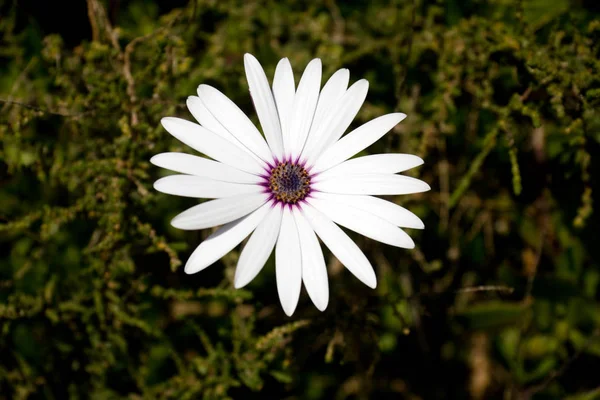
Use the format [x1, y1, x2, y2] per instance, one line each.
[1, 0, 599, 398]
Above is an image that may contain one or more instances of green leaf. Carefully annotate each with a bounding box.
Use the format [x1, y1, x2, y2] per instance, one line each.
[564, 388, 600, 400]
[523, 0, 569, 30]
[456, 301, 527, 330]
[522, 356, 557, 383]
[522, 335, 560, 359]
[270, 370, 293, 384]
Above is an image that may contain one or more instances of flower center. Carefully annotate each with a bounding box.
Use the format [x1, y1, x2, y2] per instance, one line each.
[268, 161, 311, 204]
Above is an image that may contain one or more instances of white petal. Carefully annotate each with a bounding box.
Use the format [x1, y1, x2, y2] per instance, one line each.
[310, 68, 349, 134]
[184, 203, 272, 274]
[301, 204, 376, 288]
[171, 192, 269, 230]
[150, 153, 263, 184]
[187, 96, 265, 164]
[197, 84, 273, 163]
[302, 79, 369, 164]
[315, 154, 424, 180]
[234, 204, 283, 288]
[154, 175, 263, 198]
[289, 59, 322, 159]
[292, 207, 329, 311]
[306, 196, 415, 248]
[186, 96, 233, 140]
[244, 54, 284, 160]
[272, 58, 295, 158]
[275, 207, 302, 316]
[311, 113, 407, 173]
[161, 117, 266, 175]
[312, 173, 430, 195]
[312, 192, 424, 229]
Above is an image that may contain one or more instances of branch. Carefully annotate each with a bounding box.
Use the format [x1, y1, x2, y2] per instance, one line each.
[0, 99, 88, 119]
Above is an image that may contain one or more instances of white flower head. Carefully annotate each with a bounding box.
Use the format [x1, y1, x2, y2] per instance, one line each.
[151, 54, 430, 316]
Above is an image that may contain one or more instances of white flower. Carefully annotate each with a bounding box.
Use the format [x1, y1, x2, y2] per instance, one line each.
[151, 54, 430, 316]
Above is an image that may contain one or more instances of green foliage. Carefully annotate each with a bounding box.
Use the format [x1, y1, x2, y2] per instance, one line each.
[1, 0, 600, 398]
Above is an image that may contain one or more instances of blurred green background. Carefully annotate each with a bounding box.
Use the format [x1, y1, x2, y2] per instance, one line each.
[1, 0, 600, 398]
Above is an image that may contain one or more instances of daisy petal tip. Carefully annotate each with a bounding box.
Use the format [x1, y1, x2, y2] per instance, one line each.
[308, 58, 322, 68]
[233, 279, 248, 289]
[282, 309, 293, 317]
[403, 235, 416, 249]
[183, 267, 194, 275]
[159, 116, 172, 128]
[149, 154, 160, 166]
[315, 299, 328, 312]
[356, 268, 377, 288]
[243, 52, 257, 62]
[277, 57, 291, 66]
[169, 215, 188, 231]
[153, 178, 165, 192]
[365, 275, 377, 289]
[233, 273, 252, 289]
[186, 96, 199, 108]
[196, 84, 211, 97]
[281, 302, 297, 317]
[183, 262, 198, 275]
[160, 117, 184, 132]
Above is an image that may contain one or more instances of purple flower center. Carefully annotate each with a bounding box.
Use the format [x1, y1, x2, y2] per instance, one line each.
[267, 161, 311, 204]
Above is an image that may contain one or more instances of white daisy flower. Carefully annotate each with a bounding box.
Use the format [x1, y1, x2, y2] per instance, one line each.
[151, 53, 430, 316]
